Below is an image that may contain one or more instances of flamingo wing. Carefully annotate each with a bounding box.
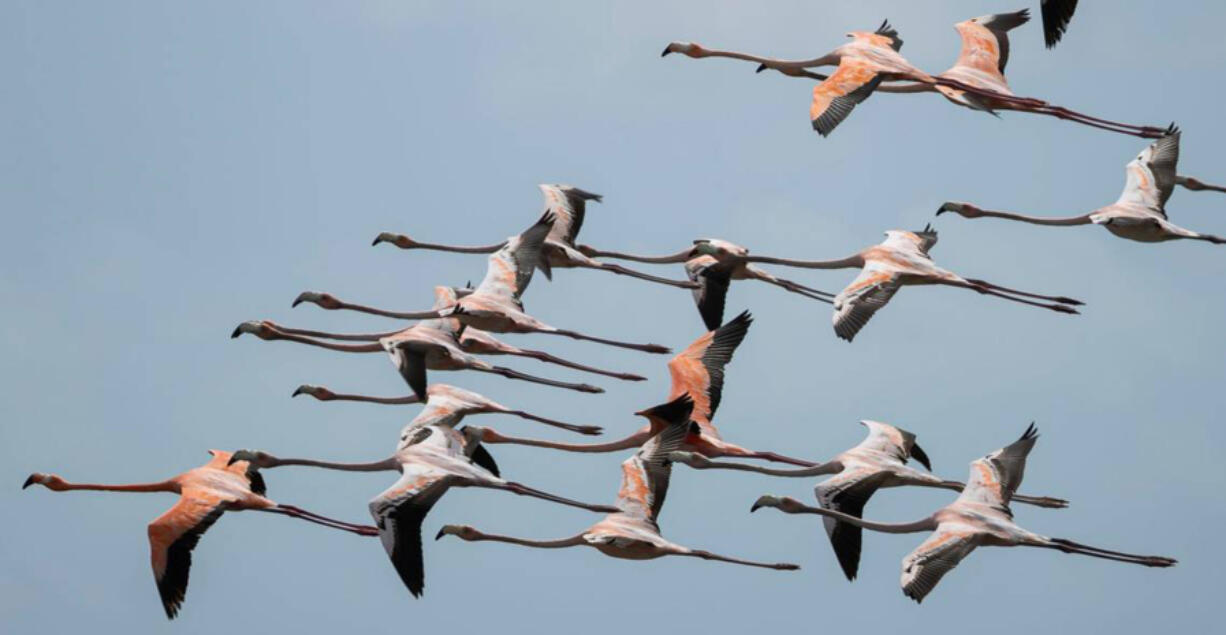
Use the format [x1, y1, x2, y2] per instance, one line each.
[147, 490, 231, 619]
[387, 344, 429, 401]
[815, 469, 892, 580]
[667, 310, 752, 429]
[474, 212, 555, 298]
[958, 423, 1040, 512]
[369, 465, 452, 598]
[616, 396, 695, 520]
[854, 420, 926, 468]
[1040, 0, 1078, 48]
[1117, 127, 1180, 215]
[810, 58, 883, 137]
[832, 266, 902, 342]
[685, 257, 731, 332]
[900, 525, 979, 602]
[540, 184, 601, 246]
[953, 10, 1030, 77]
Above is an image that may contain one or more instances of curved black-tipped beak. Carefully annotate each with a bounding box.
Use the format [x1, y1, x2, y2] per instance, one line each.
[230, 326, 242, 339]
[434, 528, 447, 541]
[291, 386, 307, 398]
[755, 63, 767, 73]
[291, 294, 306, 308]
[935, 206, 947, 216]
[22, 476, 36, 490]
[661, 46, 672, 57]
[371, 236, 382, 247]
[750, 501, 764, 513]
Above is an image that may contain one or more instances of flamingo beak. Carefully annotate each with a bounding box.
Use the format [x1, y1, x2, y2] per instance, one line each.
[21, 475, 36, 490]
[661, 46, 672, 57]
[755, 63, 768, 73]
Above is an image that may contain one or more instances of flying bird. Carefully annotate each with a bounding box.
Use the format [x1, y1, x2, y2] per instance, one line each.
[291, 383, 601, 435]
[669, 419, 1068, 580]
[373, 184, 698, 289]
[751, 425, 1175, 602]
[438, 395, 801, 572]
[22, 450, 377, 619]
[468, 312, 816, 466]
[295, 213, 672, 355]
[737, 225, 1083, 341]
[229, 424, 617, 598]
[938, 128, 1226, 245]
[580, 238, 834, 330]
[666, 17, 1163, 138]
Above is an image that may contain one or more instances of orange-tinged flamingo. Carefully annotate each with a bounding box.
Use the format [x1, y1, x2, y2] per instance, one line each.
[579, 238, 834, 330]
[291, 383, 601, 435]
[668, 420, 1068, 580]
[295, 213, 671, 355]
[228, 424, 617, 598]
[938, 128, 1226, 245]
[751, 425, 1175, 602]
[665, 19, 1163, 138]
[373, 184, 697, 289]
[437, 395, 801, 572]
[22, 450, 378, 619]
[468, 312, 815, 466]
[736, 225, 1083, 341]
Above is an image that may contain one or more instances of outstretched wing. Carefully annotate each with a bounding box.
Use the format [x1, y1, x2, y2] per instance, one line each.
[815, 469, 892, 580]
[854, 420, 927, 469]
[685, 257, 730, 332]
[368, 466, 451, 598]
[954, 10, 1030, 76]
[957, 423, 1040, 513]
[832, 266, 902, 342]
[474, 212, 555, 299]
[540, 184, 601, 246]
[900, 525, 979, 603]
[667, 310, 752, 429]
[1117, 128, 1180, 216]
[810, 58, 883, 137]
[1040, 0, 1078, 48]
[616, 397, 695, 521]
[147, 490, 231, 619]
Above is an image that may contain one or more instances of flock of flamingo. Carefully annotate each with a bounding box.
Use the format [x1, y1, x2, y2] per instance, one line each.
[28, 3, 1222, 621]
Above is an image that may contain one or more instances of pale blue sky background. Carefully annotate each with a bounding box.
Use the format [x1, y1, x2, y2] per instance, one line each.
[3, 1, 1222, 632]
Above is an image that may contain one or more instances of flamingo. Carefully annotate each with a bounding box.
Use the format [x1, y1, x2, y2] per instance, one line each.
[228, 423, 617, 598]
[467, 312, 815, 466]
[372, 184, 697, 289]
[291, 383, 601, 435]
[938, 128, 1226, 245]
[579, 238, 834, 330]
[751, 425, 1176, 602]
[22, 450, 378, 619]
[736, 225, 1083, 341]
[1040, 0, 1078, 48]
[267, 285, 648, 383]
[668, 419, 1068, 580]
[437, 394, 800, 572]
[664, 19, 1163, 138]
[294, 213, 672, 355]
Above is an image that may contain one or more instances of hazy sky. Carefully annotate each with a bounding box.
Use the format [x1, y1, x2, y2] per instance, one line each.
[4, 1, 1223, 633]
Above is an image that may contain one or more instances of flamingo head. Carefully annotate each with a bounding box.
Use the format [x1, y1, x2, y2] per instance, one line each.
[292, 384, 336, 400]
[435, 524, 479, 541]
[292, 291, 342, 310]
[661, 41, 705, 58]
[22, 473, 65, 490]
[372, 232, 415, 249]
[227, 449, 276, 468]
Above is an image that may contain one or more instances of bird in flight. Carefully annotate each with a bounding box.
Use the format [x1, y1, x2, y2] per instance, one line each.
[751, 425, 1175, 602]
[438, 395, 801, 572]
[468, 312, 817, 466]
[938, 127, 1226, 245]
[580, 238, 834, 330]
[737, 225, 1083, 341]
[373, 184, 698, 289]
[669, 419, 1068, 580]
[23, 450, 378, 619]
[228, 423, 617, 598]
[294, 213, 672, 355]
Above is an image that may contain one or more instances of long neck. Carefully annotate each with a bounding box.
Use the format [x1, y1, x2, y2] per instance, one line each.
[268, 457, 399, 472]
[480, 427, 651, 453]
[320, 392, 421, 405]
[264, 330, 382, 353]
[580, 246, 690, 264]
[781, 503, 935, 534]
[50, 479, 178, 493]
[272, 325, 406, 342]
[971, 208, 1093, 226]
[743, 253, 864, 270]
[333, 301, 441, 320]
[410, 240, 506, 254]
[686, 459, 842, 477]
[743, 51, 839, 70]
[462, 530, 587, 549]
[1177, 175, 1226, 193]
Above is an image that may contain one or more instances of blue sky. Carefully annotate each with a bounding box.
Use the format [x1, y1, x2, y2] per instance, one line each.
[3, 1, 1222, 632]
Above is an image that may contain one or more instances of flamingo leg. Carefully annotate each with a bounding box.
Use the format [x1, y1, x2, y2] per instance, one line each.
[261, 506, 379, 536]
[1042, 539, 1176, 567]
[477, 366, 604, 394]
[511, 348, 647, 381]
[676, 549, 800, 571]
[466, 480, 619, 513]
[502, 410, 603, 436]
[588, 262, 701, 289]
[538, 328, 671, 354]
